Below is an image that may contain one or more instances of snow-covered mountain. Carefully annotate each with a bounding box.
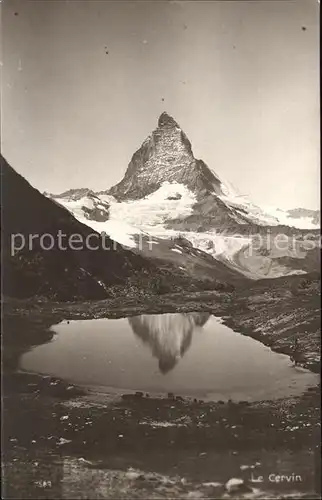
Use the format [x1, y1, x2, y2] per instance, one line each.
[106, 112, 256, 230]
[279, 207, 319, 228]
[105, 111, 319, 231]
[47, 188, 110, 223]
[48, 112, 320, 280]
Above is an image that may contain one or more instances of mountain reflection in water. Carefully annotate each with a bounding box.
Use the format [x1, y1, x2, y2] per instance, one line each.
[19, 313, 318, 401]
[129, 313, 210, 374]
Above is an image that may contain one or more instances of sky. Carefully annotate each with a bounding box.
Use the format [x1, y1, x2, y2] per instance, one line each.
[1, 0, 320, 209]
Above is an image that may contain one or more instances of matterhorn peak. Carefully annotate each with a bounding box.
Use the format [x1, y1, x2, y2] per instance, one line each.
[158, 111, 180, 129]
[108, 111, 225, 201]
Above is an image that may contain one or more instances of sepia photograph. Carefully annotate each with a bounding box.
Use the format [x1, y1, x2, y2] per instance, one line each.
[1, 0, 320, 498]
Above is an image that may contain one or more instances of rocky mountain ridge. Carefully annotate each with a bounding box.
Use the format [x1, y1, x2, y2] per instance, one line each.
[109, 112, 225, 201]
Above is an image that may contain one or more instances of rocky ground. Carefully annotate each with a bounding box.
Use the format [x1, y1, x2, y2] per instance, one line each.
[2, 371, 320, 499]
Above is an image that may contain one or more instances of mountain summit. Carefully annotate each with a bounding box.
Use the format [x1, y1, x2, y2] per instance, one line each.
[109, 112, 224, 201]
[158, 111, 181, 128]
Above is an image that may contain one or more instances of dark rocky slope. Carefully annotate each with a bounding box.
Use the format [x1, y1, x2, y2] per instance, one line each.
[0, 157, 153, 300]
